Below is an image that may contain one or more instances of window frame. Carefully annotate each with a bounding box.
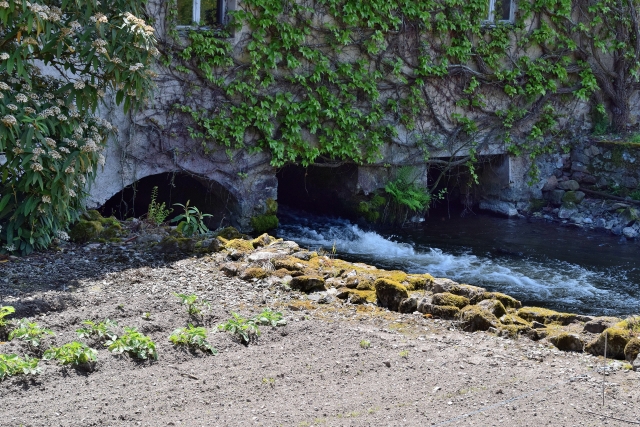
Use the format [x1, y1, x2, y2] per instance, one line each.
[485, 0, 515, 25]
[175, 0, 228, 29]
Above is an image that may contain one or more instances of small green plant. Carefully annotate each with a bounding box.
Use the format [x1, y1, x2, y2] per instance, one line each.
[399, 349, 409, 358]
[105, 327, 158, 360]
[253, 308, 286, 326]
[43, 342, 98, 366]
[359, 339, 371, 349]
[171, 200, 212, 237]
[262, 377, 275, 387]
[629, 190, 640, 201]
[169, 324, 217, 354]
[0, 354, 41, 380]
[146, 186, 173, 226]
[142, 312, 152, 321]
[174, 293, 210, 316]
[9, 319, 54, 348]
[0, 306, 15, 329]
[218, 312, 261, 344]
[76, 319, 118, 342]
[385, 167, 431, 213]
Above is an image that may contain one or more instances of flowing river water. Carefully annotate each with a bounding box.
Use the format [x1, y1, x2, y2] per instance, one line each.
[276, 209, 640, 317]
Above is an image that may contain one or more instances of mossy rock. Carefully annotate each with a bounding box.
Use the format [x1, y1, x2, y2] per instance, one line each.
[485, 292, 522, 309]
[615, 317, 640, 333]
[517, 307, 577, 326]
[155, 236, 196, 253]
[240, 267, 269, 281]
[224, 239, 255, 252]
[217, 226, 244, 240]
[378, 270, 408, 283]
[290, 275, 326, 293]
[433, 279, 486, 303]
[272, 257, 305, 271]
[405, 274, 434, 291]
[624, 337, 640, 362]
[250, 214, 279, 234]
[194, 238, 221, 253]
[499, 314, 531, 327]
[457, 305, 499, 332]
[355, 279, 374, 291]
[82, 209, 103, 221]
[265, 198, 278, 215]
[398, 297, 418, 313]
[498, 324, 530, 338]
[336, 288, 376, 304]
[429, 305, 460, 319]
[431, 292, 470, 309]
[477, 299, 507, 318]
[549, 333, 584, 352]
[251, 233, 278, 248]
[69, 220, 104, 243]
[374, 278, 408, 312]
[586, 327, 632, 359]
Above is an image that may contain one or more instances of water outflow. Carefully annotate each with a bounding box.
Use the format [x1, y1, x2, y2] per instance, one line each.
[276, 211, 640, 317]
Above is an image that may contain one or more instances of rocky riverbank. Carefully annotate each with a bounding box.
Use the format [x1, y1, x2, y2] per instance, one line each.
[1, 213, 639, 425]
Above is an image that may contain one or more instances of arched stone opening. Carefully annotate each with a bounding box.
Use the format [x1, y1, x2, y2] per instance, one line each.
[276, 163, 359, 217]
[98, 172, 239, 229]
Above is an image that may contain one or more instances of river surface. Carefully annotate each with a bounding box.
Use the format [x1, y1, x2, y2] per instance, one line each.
[276, 209, 640, 317]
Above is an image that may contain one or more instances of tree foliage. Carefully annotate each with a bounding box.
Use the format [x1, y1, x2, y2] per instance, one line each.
[0, 0, 157, 254]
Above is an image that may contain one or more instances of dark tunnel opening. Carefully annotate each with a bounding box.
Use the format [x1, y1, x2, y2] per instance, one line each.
[98, 172, 238, 229]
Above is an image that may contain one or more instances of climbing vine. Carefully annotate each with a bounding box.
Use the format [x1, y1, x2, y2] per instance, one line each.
[157, 0, 626, 184]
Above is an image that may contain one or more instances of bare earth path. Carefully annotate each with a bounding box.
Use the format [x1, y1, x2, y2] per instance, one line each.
[1, 244, 639, 427]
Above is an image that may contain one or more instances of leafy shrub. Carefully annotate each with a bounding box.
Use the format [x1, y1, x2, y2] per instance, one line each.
[76, 319, 118, 342]
[146, 186, 173, 226]
[0, 1, 157, 255]
[359, 339, 371, 349]
[385, 167, 431, 213]
[9, 319, 54, 348]
[105, 327, 157, 360]
[171, 201, 212, 237]
[169, 324, 217, 354]
[43, 342, 98, 366]
[0, 354, 40, 381]
[174, 293, 210, 316]
[253, 308, 286, 326]
[218, 312, 261, 344]
[0, 306, 15, 329]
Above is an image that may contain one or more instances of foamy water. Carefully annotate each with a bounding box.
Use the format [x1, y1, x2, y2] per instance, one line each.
[277, 214, 638, 316]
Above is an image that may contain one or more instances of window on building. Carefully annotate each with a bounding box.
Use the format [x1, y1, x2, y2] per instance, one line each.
[177, 0, 226, 27]
[486, 0, 515, 23]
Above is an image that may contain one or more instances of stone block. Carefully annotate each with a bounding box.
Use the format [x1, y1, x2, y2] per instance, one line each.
[541, 175, 558, 191]
[549, 189, 565, 205]
[559, 180, 580, 191]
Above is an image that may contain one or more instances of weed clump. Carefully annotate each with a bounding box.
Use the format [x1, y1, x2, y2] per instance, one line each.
[169, 324, 217, 354]
[44, 342, 98, 367]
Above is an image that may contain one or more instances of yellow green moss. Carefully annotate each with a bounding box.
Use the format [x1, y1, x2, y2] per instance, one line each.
[432, 292, 470, 309]
[517, 307, 577, 325]
[405, 274, 434, 291]
[217, 226, 244, 240]
[272, 257, 306, 271]
[615, 316, 640, 333]
[430, 305, 460, 319]
[624, 338, 640, 362]
[224, 239, 255, 252]
[336, 288, 376, 304]
[486, 292, 522, 309]
[586, 327, 632, 359]
[251, 233, 279, 248]
[69, 220, 104, 243]
[241, 267, 269, 280]
[548, 332, 585, 352]
[499, 314, 531, 327]
[355, 279, 374, 291]
[457, 305, 499, 332]
[250, 214, 279, 234]
[498, 324, 529, 338]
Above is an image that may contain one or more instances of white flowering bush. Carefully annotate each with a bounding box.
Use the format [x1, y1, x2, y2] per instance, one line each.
[0, 0, 157, 254]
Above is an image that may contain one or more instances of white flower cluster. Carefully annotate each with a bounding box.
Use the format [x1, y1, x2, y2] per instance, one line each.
[0, 53, 9, 60]
[42, 195, 51, 204]
[31, 163, 43, 172]
[7, 104, 17, 111]
[32, 147, 45, 155]
[0, 2, 9, 9]
[27, 2, 62, 22]
[0, 82, 9, 90]
[129, 63, 144, 72]
[55, 230, 70, 241]
[90, 13, 108, 24]
[4, 244, 16, 253]
[92, 39, 108, 54]
[74, 80, 86, 90]
[1, 115, 17, 126]
[15, 93, 28, 103]
[81, 139, 99, 152]
[44, 137, 57, 148]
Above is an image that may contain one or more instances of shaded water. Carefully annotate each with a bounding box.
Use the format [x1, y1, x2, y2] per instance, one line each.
[276, 210, 640, 317]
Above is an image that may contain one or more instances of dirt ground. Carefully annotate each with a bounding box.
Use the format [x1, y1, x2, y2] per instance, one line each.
[1, 241, 639, 427]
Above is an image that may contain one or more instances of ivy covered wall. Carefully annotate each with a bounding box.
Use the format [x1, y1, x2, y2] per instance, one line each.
[90, 0, 640, 227]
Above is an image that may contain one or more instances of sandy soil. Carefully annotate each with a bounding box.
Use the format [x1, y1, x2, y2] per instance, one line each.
[1, 241, 639, 427]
